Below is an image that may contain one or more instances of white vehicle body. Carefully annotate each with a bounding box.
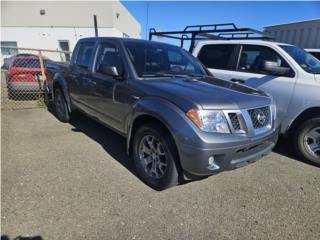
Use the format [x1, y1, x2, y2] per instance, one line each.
[193, 40, 320, 134]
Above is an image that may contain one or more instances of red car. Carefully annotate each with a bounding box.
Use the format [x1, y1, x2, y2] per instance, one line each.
[6, 55, 48, 98]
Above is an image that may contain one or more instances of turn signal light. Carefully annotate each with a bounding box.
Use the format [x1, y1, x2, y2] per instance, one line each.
[186, 108, 202, 127]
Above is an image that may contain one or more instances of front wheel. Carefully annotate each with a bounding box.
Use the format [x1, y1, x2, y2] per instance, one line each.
[294, 118, 320, 166]
[133, 124, 179, 190]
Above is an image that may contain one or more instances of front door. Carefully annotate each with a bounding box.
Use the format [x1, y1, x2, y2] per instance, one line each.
[89, 41, 127, 131]
[227, 44, 297, 123]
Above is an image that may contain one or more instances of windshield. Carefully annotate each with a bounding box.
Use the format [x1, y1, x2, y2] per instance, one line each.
[124, 41, 207, 78]
[280, 45, 320, 74]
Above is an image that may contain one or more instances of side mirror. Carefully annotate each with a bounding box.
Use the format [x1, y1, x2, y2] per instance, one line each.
[99, 64, 123, 78]
[262, 61, 291, 76]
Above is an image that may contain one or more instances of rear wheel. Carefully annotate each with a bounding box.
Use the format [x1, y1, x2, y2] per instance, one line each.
[294, 118, 320, 166]
[54, 87, 71, 123]
[133, 123, 179, 190]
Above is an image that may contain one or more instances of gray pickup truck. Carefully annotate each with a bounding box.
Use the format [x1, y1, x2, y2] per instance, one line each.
[46, 37, 279, 190]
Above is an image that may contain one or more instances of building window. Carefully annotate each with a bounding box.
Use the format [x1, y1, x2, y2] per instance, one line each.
[1, 41, 18, 55]
[58, 40, 70, 62]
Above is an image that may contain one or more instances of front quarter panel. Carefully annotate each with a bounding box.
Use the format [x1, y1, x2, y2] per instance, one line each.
[283, 73, 320, 133]
[126, 96, 201, 149]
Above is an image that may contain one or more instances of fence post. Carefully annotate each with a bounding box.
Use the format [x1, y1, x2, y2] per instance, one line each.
[38, 50, 47, 82]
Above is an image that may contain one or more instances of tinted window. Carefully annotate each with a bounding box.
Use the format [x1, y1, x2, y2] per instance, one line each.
[198, 44, 235, 70]
[14, 58, 40, 68]
[309, 51, 320, 61]
[96, 42, 123, 73]
[238, 45, 292, 75]
[76, 42, 95, 69]
[124, 41, 206, 78]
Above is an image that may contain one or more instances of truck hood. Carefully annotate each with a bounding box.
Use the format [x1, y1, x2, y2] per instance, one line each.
[141, 76, 271, 111]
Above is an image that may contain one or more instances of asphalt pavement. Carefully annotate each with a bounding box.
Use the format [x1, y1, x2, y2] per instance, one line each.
[1, 108, 320, 240]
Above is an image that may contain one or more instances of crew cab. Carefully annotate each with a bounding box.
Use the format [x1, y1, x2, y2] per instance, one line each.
[192, 40, 320, 165]
[47, 37, 279, 190]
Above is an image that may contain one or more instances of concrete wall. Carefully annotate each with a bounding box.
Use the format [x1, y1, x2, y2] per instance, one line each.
[1, 1, 141, 62]
[1, 1, 140, 38]
[1, 27, 123, 62]
[264, 19, 320, 49]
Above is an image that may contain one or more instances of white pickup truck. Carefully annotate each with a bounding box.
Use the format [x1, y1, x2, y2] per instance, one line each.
[149, 24, 320, 165]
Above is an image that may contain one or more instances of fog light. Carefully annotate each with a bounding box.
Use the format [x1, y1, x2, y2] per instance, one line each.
[208, 156, 220, 170]
[208, 156, 214, 165]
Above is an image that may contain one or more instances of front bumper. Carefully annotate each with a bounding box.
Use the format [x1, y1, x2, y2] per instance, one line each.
[178, 127, 279, 178]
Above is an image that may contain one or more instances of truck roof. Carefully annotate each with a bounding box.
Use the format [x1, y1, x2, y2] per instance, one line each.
[77, 37, 176, 47]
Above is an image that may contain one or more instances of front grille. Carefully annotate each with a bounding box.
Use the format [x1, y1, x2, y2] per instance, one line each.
[228, 113, 241, 130]
[248, 106, 270, 129]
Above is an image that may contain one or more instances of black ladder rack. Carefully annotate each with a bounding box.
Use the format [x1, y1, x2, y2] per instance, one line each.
[149, 23, 273, 52]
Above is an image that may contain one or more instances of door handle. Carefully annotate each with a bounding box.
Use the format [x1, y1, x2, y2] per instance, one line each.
[231, 78, 245, 84]
[83, 77, 96, 85]
[88, 79, 96, 85]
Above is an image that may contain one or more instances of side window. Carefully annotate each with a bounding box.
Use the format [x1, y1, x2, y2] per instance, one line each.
[238, 45, 291, 75]
[96, 42, 123, 73]
[76, 42, 95, 69]
[197, 44, 235, 70]
[309, 51, 320, 61]
[1, 41, 18, 56]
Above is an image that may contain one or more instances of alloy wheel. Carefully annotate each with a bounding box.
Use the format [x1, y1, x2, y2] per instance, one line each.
[138, 135, 168, 179]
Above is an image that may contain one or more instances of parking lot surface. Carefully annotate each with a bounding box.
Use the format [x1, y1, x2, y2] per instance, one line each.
[2, 108, 320, 240]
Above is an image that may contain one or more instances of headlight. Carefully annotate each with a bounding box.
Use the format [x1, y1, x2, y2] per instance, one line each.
[186, 109, 230, 133]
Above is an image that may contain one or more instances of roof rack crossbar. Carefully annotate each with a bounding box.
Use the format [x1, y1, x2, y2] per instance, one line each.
[183, 23, 238, 32]
[149, 23, 273, 52]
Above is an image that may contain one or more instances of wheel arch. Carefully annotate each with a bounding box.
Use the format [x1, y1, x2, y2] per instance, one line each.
[128, 113, 174, 153]
[53, 74, 72, 112]
[287, 107, 320, 135]
[127, 113, 183, 175]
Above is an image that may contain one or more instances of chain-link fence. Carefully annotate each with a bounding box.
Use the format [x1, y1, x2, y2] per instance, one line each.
[1, 46, 71, 110]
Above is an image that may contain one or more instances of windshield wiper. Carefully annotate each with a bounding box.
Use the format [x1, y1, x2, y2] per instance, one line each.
[141, 71, 204, 78]
[140, 72, 176, 78]
[173, 73, 204, 78]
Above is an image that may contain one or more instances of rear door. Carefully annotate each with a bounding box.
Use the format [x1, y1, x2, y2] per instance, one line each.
[68, 41, 96, 113]
[196, 44, 238, 80]
[227, 44, 297, 122]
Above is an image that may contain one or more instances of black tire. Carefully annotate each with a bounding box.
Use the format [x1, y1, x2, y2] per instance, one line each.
[294, 117, 320, 166]
[44, 89, 54, 110]
[54, 87, 71, 123]
[132, 123, 179, 190]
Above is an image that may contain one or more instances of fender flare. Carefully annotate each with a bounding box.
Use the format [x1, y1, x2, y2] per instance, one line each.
[53, 73, 72, 112]
[125, 96, 199, 155]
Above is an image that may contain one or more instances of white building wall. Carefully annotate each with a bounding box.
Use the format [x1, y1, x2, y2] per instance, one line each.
[1, 26, 123, 61]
